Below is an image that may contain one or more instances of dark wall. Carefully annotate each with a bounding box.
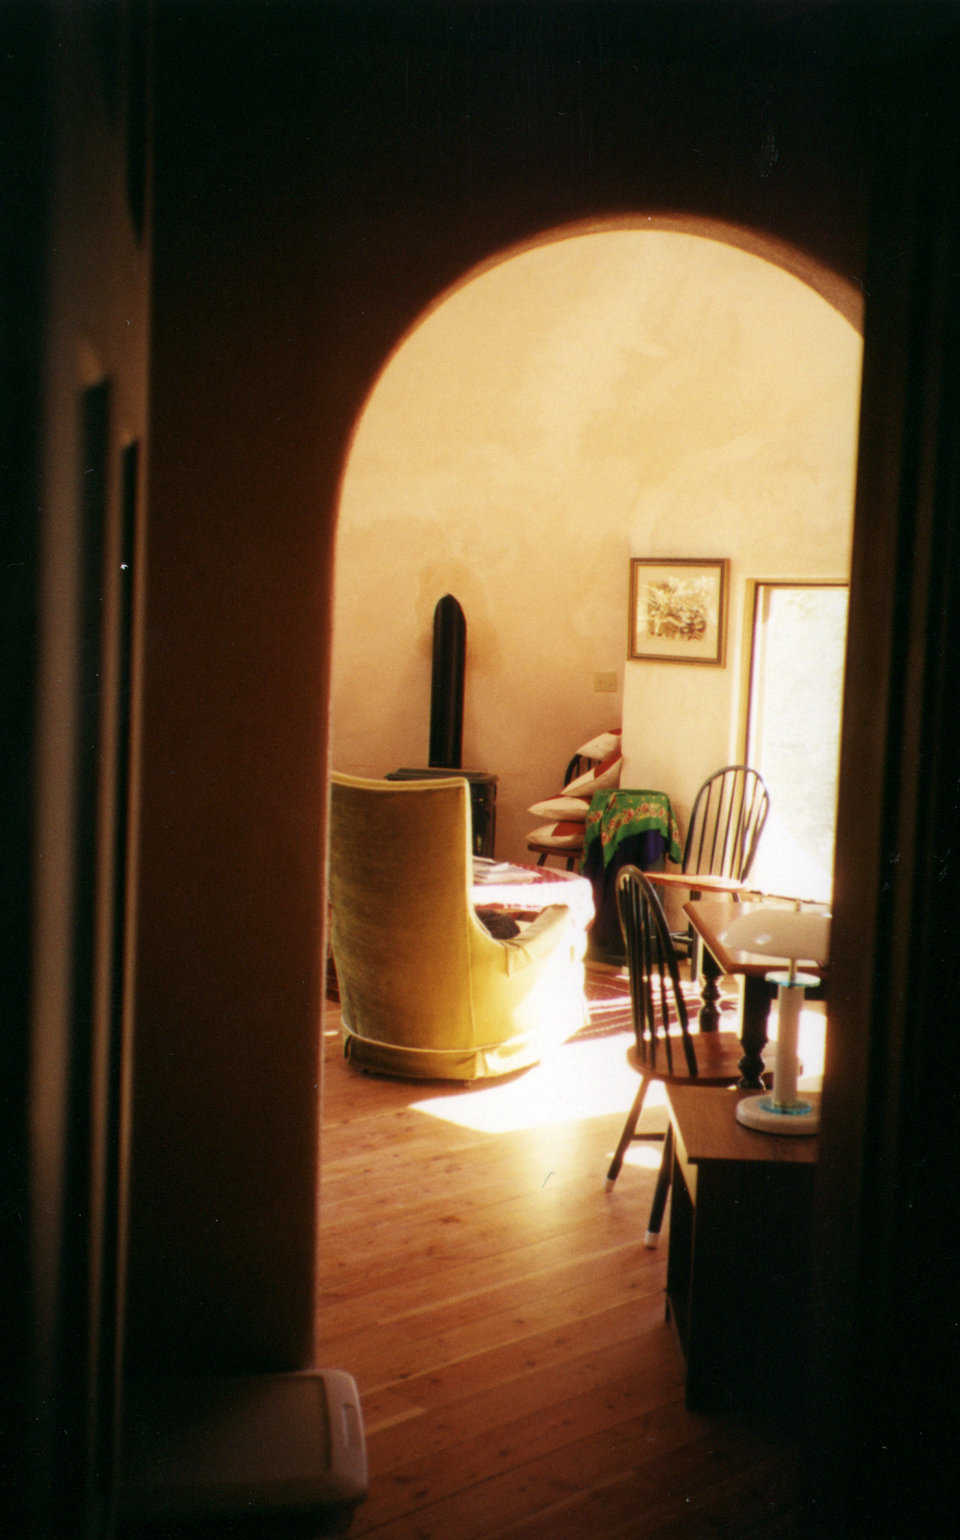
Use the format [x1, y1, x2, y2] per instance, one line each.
[813, 32, 960, 1534]
[133, 6, 960, 1533]
[3, 3, 50, 1519]
[134, 0, 880, 1372]
[155, 0, 872, 370]
[13, 1, 958, 1533]
[9, 0, 152, 1526]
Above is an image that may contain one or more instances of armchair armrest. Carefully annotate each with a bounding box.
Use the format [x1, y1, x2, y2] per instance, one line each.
[499, 904, 578, 975]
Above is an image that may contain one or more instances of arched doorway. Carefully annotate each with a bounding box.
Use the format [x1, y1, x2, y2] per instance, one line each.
[320, 218, 866, 1527]
[332, 220, 862, 881]
[131, 9, 958, 1530]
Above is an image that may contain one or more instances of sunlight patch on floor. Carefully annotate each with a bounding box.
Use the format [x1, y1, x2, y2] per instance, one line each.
[409, 1031, 655, 1134]
[406, 1006, 829, 1135]
[615, 1140, 665, 1172]
[345, 986, 829, 1136]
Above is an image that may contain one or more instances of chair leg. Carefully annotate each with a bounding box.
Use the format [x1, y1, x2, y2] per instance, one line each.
[644, 1123, 674, 1248]
[605, 1077, 649, 1190]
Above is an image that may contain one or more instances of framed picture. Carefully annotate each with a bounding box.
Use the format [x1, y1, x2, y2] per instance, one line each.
[628, 558, 729, 665]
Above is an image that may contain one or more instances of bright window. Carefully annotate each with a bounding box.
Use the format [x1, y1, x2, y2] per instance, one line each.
[746, 583, 848, 903]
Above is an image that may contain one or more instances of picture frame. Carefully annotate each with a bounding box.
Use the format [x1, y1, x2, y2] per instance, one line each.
[628, 558, 729, 665]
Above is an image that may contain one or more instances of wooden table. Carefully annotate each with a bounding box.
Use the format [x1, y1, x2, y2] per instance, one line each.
[470, 856, 595, 935]
[664, 1084, 819, 1426]
[684, 896, 829, 1088]
[645, 871, 746, 898]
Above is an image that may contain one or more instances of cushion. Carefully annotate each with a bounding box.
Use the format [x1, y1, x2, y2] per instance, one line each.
[527, 795, 592, 821]
[576, 728, 622, 761]
[526, 821, 585, 849]
[476, 909, 523, 939]
[563, 749, 623, 798]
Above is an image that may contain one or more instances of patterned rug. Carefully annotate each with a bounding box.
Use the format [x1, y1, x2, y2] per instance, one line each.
[577, 963, 735, 1041]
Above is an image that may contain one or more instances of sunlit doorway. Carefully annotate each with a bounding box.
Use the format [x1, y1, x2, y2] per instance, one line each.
[745, 581, 849, 901]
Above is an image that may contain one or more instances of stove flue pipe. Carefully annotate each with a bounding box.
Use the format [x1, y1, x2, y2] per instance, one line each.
[428, 594, 465, 769]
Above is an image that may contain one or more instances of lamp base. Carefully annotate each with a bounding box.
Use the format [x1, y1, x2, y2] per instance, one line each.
[736, 1093, 820, 1136]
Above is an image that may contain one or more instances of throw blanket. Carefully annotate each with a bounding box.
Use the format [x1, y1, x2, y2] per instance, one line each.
[583, 789, 682, 869]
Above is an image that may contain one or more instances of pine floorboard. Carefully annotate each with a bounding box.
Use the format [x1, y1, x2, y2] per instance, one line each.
[315, 988, 816, 1538]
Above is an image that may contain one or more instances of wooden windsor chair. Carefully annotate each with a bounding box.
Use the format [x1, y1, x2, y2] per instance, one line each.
[605, 865, 744, 1247]
[670, 764, 770, 962]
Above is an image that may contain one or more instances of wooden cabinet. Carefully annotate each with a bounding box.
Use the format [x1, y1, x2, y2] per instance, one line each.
[664, 1086, 819, 1427]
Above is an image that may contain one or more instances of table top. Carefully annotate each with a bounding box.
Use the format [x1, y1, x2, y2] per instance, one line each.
[646, 871, 746, 896]
[683, 896, 830, 979]
[666, 1085, 820, 1164]
[470, 857, 595, 929]
[471, 856, 588, 890]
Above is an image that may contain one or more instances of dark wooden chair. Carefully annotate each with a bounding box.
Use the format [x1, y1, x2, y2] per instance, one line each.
[526, 752, 590, 871]
[682, 763, 770, 884]
[671, 764, 770, 961]
[605, 866, 744, 1247]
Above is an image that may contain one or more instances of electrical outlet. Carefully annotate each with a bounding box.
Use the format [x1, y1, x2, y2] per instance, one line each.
[593, 671, 618, 693]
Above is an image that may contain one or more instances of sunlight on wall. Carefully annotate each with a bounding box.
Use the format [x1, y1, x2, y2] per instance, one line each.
[332, 227, 862, 870]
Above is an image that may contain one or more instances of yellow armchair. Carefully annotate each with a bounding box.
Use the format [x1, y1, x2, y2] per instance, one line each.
[329, 773, 589, 1080]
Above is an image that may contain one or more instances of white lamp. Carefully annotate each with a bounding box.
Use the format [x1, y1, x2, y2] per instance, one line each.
[719, 906, 830, 1135]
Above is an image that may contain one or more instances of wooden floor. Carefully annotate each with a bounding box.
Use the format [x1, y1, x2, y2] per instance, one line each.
[316, 984, 815, 1538]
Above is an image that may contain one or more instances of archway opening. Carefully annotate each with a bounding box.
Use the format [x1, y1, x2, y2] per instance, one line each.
[331, 220, 862, 899]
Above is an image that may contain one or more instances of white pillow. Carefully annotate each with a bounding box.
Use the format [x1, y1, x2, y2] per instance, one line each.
[576, 729, 622, 761]
[527, 796, 592, 821]
[564, 753, 623, 798]
[526, 821, 585, 849]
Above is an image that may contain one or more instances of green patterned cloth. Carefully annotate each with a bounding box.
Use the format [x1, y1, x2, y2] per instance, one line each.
[582, 788, 682, 869]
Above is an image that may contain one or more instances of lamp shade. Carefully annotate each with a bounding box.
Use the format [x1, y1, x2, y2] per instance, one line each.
[719, 907, 831, 967]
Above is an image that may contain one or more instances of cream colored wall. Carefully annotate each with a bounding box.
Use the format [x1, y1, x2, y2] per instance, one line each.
[332, 230, 862, 869]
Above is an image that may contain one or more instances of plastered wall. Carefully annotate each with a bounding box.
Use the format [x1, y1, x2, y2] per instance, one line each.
[333, 229, 862, 868]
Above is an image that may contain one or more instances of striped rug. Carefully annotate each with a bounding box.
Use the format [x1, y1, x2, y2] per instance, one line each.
[579, 963, 735, 1040]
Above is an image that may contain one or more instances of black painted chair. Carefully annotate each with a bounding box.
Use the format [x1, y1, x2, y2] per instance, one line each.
[525, 752, 590, 871]
[605, 866, 743, 1247]
[671, 764, 770, 963]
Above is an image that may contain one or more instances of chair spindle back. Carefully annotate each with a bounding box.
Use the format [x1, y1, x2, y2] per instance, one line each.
[615, 866, 697, 1078]
[683, 764, 770, 882]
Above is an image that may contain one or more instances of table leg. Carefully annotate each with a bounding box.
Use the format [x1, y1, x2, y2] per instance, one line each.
[738, 975, 774, 1089]
[695, 938, 721, 1033]
[692, 933, 776, 1085]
